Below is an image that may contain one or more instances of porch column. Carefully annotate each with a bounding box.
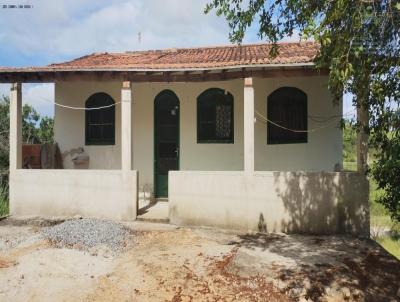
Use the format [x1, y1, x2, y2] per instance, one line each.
[9, 82, 22, 171]
[357, 104, 369, 174]
[244, 77, 255, 174]
[121, 81, 132, 171]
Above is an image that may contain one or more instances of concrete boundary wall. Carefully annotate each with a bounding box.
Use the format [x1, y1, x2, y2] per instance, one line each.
[169, 171, 369, 236]
[10, 170, 138, 220]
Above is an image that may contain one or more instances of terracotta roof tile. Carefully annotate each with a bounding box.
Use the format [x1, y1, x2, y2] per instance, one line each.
[0, 41, 319, 72]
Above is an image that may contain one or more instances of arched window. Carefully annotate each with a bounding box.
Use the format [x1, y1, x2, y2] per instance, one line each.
[85, 93, 115, 145]
[267, 87, 307, 144]
[197, 88, 234, 143]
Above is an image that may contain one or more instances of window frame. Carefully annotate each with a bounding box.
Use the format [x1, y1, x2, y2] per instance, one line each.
[85, 92, 116, 146]
[197, 88, 234, 144]
[267, 87, 308, 145]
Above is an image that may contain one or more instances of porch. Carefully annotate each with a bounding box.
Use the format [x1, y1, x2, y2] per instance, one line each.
[2, 42, 370, 235]
[6, 77, 369, 235]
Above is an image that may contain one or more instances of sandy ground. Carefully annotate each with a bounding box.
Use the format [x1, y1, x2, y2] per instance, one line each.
[0, 219, 399, 302]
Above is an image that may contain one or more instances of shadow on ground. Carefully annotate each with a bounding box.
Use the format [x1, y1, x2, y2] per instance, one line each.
[229, 233, 400, 301]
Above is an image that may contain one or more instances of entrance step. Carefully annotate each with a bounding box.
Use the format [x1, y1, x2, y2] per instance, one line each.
[137, 199, 169, 223]
[136, 216, 170, 223]
[155, 198, 168, 202]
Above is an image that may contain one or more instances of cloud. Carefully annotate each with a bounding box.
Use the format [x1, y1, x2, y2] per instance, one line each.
[0, 1, 232, 116]
[0, 1, 336, 119]
[0, 0, 230, 62]
[23, 84, 54, 117]
[0, 83, 54, 117]
[0, 1, 354, 123]
[280, 29, 303, 42]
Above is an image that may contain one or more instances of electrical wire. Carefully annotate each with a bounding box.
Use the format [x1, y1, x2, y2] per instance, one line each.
[31, 95, 350, 133]
[255, 110, 342, 133]
[29, 96, 128, 110]
[308, 110, 356, 123]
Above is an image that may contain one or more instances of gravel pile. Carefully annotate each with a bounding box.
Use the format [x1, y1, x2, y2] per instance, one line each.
[42, 218, 130, 252]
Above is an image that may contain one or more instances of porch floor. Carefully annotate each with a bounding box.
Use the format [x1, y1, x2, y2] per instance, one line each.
[137, 199, 169, 223]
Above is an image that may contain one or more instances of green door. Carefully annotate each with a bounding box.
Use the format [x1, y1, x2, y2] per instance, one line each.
[154, 90, 180, 198]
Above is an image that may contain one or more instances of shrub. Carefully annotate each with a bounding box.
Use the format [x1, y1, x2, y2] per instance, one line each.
[0, 184, 9, 217]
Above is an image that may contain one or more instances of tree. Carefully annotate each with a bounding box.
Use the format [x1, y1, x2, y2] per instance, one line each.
[22, 103, 41, 144]
[21, 104, 54, 144]
[0, 95, 54, 189]
[343, 120, 357, 164]
[0, 96, 10, 188]
[205, 0, 400, 221]
[38, 116, 54, 144]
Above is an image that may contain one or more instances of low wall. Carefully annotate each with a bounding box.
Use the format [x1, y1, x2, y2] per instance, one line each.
[169, 171, 369, 236]
[10, 169, 138, 220]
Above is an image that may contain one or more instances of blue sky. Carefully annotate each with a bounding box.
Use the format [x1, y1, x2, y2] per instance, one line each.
[0, 0, 355, 118]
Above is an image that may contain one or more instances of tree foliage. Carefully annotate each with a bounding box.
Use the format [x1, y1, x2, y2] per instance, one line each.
[0, 95, 54, 188]
[0, 97, 10, 187]
[206, 0, 400, 221]
[343, 120, 357, 164]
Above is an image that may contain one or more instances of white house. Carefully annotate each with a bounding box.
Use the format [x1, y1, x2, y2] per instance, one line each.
[0, 42, 369, 235]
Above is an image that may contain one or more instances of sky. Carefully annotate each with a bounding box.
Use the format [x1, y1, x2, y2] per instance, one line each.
[0, 0, 354, 118]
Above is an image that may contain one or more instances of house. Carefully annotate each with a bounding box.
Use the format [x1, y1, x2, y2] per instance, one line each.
[0, 42, 369, 235]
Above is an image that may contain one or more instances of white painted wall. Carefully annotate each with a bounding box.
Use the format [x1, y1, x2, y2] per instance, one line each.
[54, 76, 342, 196]
[132, 80, 245, 195]
[10, 170, 138, 220]
[253, 77, 342, 171]
[54, 81, 122, 169]
[169, 171, 369, 235]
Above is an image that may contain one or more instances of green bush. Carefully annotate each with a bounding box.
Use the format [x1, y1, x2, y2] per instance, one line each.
[390, 221, 400, 238]
[343, 122, 357, 163]
[0, 95, 54, 218]
[0, 184, 8, 217]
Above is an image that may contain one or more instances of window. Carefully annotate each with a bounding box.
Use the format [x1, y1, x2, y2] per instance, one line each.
[267, 87, 307, 144]
[85, 93, 115, 145]
[197, 88, 234, 143]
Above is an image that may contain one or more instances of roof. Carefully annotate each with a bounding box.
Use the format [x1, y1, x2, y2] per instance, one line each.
[0, 41, 319, 72]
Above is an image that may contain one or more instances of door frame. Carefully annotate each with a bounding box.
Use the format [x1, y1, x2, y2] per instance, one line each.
[154, 89, 180, 199]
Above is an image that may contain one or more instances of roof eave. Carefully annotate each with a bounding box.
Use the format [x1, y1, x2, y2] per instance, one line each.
[0, 62, 316, 73]
[0, 63, 328, 84]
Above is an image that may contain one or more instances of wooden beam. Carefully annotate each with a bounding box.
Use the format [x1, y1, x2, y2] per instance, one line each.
[221, 69, 227, 80]
[163, 71, 171, 82]
[0, 67, 329, 83]
[201, 70, 210, 81]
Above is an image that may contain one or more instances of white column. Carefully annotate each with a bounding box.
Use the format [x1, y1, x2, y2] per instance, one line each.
[244, 77, 255, 174]
[9, 82, 22, 171]
[121, 81, 132, 171]
[357, 104, 369, 174]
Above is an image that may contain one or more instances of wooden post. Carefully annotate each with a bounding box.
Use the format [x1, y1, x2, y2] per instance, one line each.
[9, 83, 22, 171]
[121, 81, 132, 171]
[244, 77, 255, 174]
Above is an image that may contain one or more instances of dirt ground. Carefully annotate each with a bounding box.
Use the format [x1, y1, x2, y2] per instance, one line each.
[0, 219, 399, 302]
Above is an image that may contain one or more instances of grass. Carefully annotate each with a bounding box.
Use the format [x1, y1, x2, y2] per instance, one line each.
[0, 185, 8, 217]
[376, 236, 400, 259]
[343, 160, 399, 260]
[368, 180, 399, 260]
[343, 161, 357, 171]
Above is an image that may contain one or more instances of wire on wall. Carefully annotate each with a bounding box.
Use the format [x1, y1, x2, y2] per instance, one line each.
[254, 110, 351, 133]
[30, 95, 352, 133]
[30, 96, 127, 110]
